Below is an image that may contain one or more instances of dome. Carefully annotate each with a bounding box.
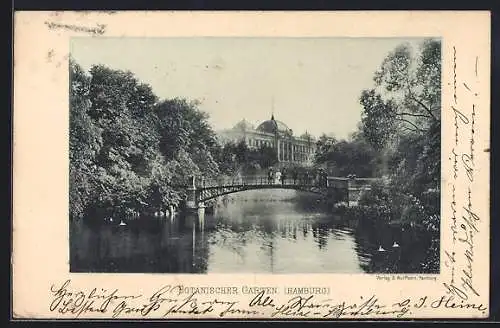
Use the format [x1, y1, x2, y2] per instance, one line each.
[233, 119, 254, 132]
[256, 115, 291, 134]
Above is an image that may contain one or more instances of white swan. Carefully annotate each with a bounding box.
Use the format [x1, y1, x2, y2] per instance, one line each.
[392, 242, 400, 248]
[378, 246, 386, 252]
[119, 220, 127, 226]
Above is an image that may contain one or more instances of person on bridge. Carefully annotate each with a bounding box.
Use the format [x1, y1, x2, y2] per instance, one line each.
[321, 170, 328, 187]
[281, 168, 287, 185]
[304, 171, 310, 185]
[275, 170, 281, 185]
[292, 170, 298, 184]
[268, 168, 274, 184]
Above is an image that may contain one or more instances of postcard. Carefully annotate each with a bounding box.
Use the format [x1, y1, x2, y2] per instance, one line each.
[12, 11, 491, 319]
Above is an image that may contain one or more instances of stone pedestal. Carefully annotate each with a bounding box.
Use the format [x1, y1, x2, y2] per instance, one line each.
[185, 176, 198, 210]
[186, 189, 197, 209]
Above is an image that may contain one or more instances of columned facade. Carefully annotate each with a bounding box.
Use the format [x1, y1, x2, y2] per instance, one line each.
[217, 115, 316, 166]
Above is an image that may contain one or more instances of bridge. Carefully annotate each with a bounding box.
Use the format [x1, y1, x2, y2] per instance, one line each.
[184, 175, 380, 210]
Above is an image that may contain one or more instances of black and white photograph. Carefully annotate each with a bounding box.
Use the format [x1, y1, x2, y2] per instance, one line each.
[68, 37, 441, 274]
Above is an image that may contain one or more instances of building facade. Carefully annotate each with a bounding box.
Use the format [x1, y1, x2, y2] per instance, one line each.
[217, 115, 317, 166]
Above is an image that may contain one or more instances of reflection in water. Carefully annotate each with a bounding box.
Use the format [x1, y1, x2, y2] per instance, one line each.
[70, 189, 433, 273]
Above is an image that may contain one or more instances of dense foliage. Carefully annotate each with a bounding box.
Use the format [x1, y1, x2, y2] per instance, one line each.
[314, 39, 440, 217]
[214, 140, 278, 176]
[313, 39, 441, 272]
[358, 39, 441, 219]
[314, 131, 381, 177]
[358, 39, 441, 272]
[69, 61, 223, 220]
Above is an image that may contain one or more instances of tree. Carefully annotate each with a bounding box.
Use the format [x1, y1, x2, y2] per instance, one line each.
[359, 38, 441, 218]
[155, 99, 191, 161]
[359, 90, 398, 151]
[69, 60, 102, 219]
[88, 65, 160, 177]
[313, 133, 379, 177]
[314, 134, 337, 163]
[253, 145, 278, 169]
[213, 142, 238, 176]
[361, 39, 441, 149]
[69, 61, 226, 220]
[355, 40, 441, 273]
[155, 98, 219, 175]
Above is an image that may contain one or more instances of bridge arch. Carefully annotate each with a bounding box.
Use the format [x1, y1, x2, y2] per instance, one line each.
[183, 175, 378, 210]
[197, 185, 329, 203]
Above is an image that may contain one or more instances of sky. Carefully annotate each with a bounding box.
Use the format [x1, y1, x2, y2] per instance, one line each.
[70, 37, 426, 139]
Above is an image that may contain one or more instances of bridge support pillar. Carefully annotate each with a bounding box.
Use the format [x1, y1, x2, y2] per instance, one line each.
[197, 202, 206, 228]
[186, 176, 198, 211]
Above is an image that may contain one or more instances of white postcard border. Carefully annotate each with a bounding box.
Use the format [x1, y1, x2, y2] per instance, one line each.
[12, 11, 491, 319]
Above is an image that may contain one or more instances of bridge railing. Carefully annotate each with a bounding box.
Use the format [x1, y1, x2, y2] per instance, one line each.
[348, 178, 380, 189]
[326, 177, 349, 188]
[327, 177, 381, 189]
[194, 176, 381, 189]
[195, 175, 324, 188]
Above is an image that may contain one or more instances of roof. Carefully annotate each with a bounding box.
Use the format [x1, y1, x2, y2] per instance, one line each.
[232, 119, 254, 132]
[256, 116, 291, 134]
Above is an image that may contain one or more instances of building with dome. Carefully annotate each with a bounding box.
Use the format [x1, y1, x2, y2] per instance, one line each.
[217, 115, 317, 165]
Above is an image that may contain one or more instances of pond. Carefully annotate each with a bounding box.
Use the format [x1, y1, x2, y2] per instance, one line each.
[70, 189, 437, 274]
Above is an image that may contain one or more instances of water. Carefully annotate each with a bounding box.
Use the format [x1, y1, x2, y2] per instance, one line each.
[70, 189, 434, 273]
